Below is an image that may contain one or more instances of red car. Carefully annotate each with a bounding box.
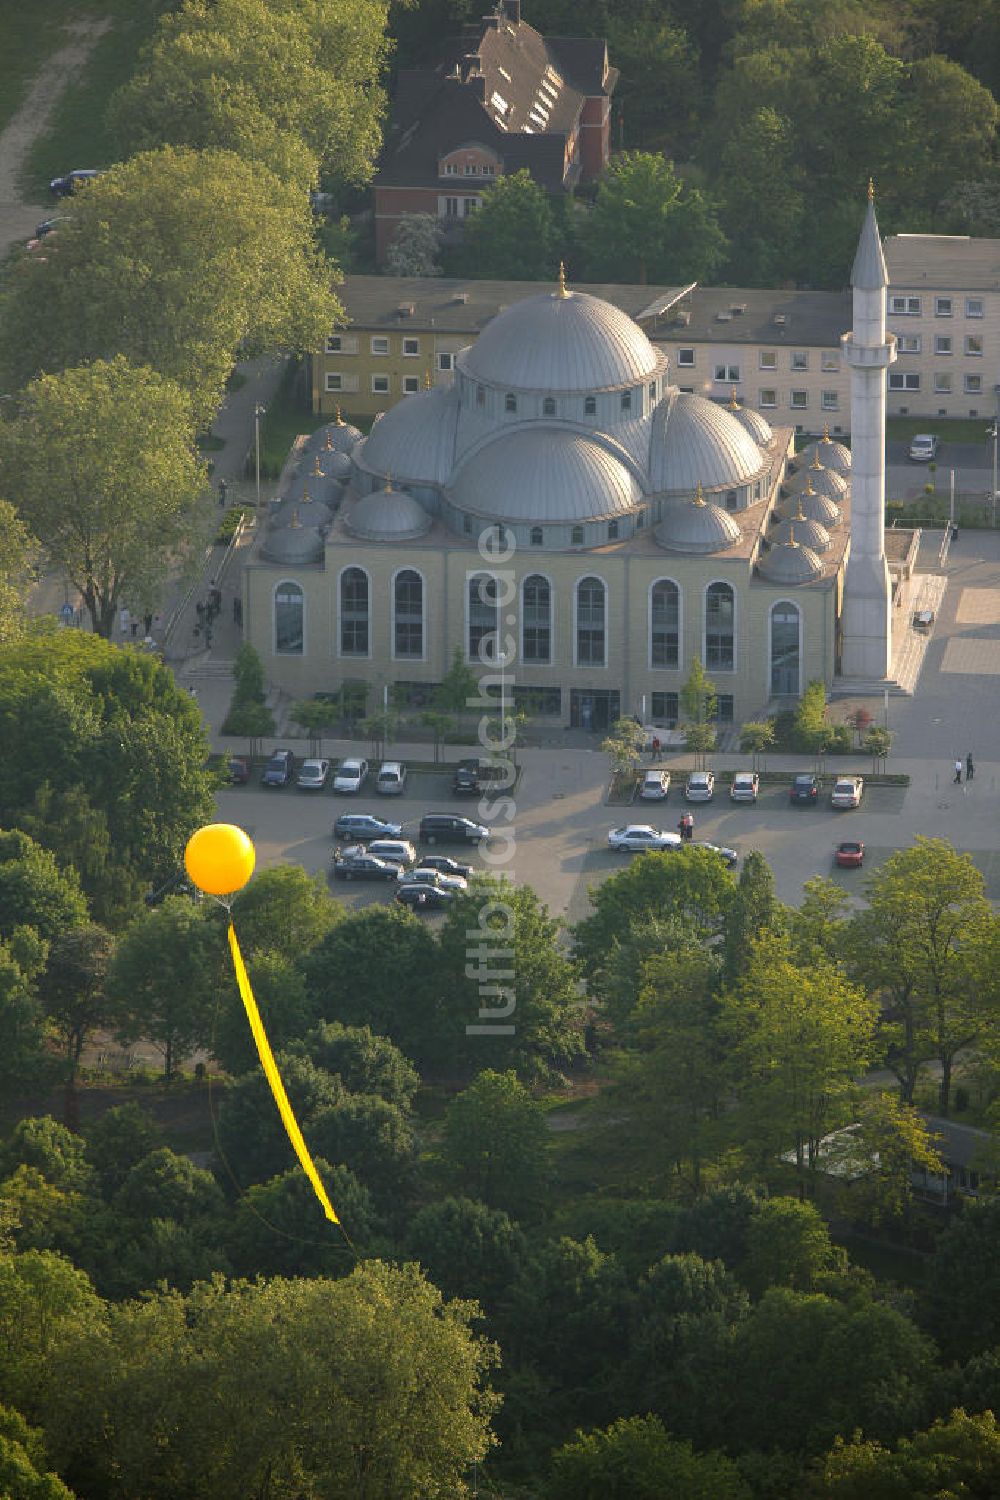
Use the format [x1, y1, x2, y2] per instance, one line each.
[228, 755, 251, 785]
[835, 840, 864, 868]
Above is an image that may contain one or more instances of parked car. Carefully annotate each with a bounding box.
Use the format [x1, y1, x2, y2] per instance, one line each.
[331, 850, 399, 881]
[685, 771, 715, 802]
[333, 758, 368, 793]
[451, 757, 507, 795]
[690, 839, 739, 868]
[261, 749, 295, 787]
[34, 216, 68, 239]
[835, 840, 865, 868]
[296, 758, 331, 790]
[227, 755, 251, 785]
[639, 770, 671, 800]
[396, 883, 456, 911]
[909, 433, 939, 462]
[730, 772, 759, 802]
[333, 813, 403, 842]
[366, 838, 417, 867]
[417, 854, 472, 880]
[376, 761, 407, 795]
[49, 168, 102, 197]
[831, 776, 864, 808]
[608, 824, 683, 852]
[419, 814, 489, 845]
[790, 773, 821, 804]
[398, 866, 468, 892]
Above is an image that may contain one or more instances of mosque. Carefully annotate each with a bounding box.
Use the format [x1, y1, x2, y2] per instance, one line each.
[242, 190, 915, 731]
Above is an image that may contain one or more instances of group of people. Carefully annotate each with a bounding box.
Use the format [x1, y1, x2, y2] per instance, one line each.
[677, 812, 695, 841]
[954, 754, 975, 784]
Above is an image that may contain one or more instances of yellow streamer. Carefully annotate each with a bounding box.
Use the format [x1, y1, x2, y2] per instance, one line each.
[227, 921, 339, 1224]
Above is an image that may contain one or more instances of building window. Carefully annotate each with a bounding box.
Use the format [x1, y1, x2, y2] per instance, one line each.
[967, 298, 984, 318]
[505, 393, 517, 413]
[770, 601, 800, 695]
[897, 335, 921, 354]
[584, 396, 596, 416]
[608, 519, 619, 540]
[325, 373, 343, 392]
[476, 385, 486, 407]
[651, 691, 679, 725]
[522, 574, 551, 663]
[965, 335, 984, 356]
[759, 351, 777, 370]
[759, 389, 777, 408]
[677, 348, 695, 367]
[463, 198, 478, 216]
[576, 576, 606, 666]
[463, 513, 473, 534]
[889, 371, 920, 391]
[371, 374, 389, 394]
[650, 579, 679, 668]
[571, 525, 584, 545]
[437, 352, 454, 372]
[468, 574, 499, 663]
[275, 581, 304, 655]
[371, 336, 389, 355]
[935, 298, 952, 316]
[530, 526, 543, 546]
[821, 351, 839, 372]
[965, 374, 983, 394]
[648, 381, 657, 402]
[403, 376, 419, 395]
[890, 295, 921, 315]
[326, 335, 342, 354]
[339, 568, 369, 656]
[822, 390, 839, 411]
[714, 364, 740, 382]
[705, 581, 735, 671]
[621, 391, 632, 412]
[790, 390, 808, 408]
[935, 335, 952, 355]
[934, 373, 952, 393]
[791, 351, 808, 370]
[402, 337, 419, 357]
[715, 694, 734, 724]
[444, 197, 459, 217]
[513, 685, 560, 715]
[393, 569, 423, 658]
[724, 490, 737, 511]
[543, 397, 556, 416]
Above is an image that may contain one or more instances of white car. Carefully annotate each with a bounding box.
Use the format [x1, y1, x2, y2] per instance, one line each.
[831, 776, 864, 808]
[296, 758, 330, 790]
[690, 839, 739, 868]
[685, 771, 716, 802]
[908, 433, 938, 462]
[366, 838, 417, 866]
[398, 866, 468, 891]
[639, 770, 671, 800]
[333, 758, 369, 793]
[608, 824, 683, 852]
[730, 772, 759, 802]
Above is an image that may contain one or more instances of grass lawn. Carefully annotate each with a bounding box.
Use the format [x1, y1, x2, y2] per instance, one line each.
[886, 415, 993, 444]
[259, 359, 317, 478]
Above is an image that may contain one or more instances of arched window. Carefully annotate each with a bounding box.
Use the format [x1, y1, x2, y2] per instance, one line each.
[522, 575, 551, 663]
[468, 573, 499, 663]
[650, 579, 679, 668]
[620, 390, 632, 412]
[571, 525, 584, 546]
[530, 526, 543, 546]
[576, 576, 606, 666]
[275, 581, 303, 655]
[543, 397, 556, 416]
[770, 601, 800, 695]
[339, 567, 369, 656]
[394, 569, 423, 659]
[705, 582, 735, 670]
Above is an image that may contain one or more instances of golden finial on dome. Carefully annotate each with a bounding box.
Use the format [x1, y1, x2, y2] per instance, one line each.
[788, 523, 798, 547]
[384, 472, 393, 491]
[335, 406, 345, 426]
[693, 482, 706, 507]
[557, 261, 570, 299]
[289, 508, 301, 529]
[822, 422, 831, 442]
[324, 430, 334, 450]
[302, 482, 311, 505]
[312, 454, 323, 476]
[795, 496, 806, 521]
[423, 368, 433, 390]
[804, 477, 815, 496]
[729, 386, 740, 410]
[867, 177, 875, 203]
[810, 451, 824, 470]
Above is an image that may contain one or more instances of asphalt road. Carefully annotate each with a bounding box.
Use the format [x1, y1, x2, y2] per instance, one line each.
[887, 439, 997, 504]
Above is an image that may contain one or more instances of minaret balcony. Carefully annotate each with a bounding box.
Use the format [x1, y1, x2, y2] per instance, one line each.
[841, 332, 897, 369]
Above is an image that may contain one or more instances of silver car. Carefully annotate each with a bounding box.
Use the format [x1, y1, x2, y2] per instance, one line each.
[296, 758, 330, 790]
[608, 824, 683, 852]
[639, 770, 671, 800]
[333, 757, 369, 793]
[685, 771, 715, 802]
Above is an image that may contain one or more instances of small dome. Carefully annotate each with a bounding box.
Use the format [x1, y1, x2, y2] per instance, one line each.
[346, 485, 431, 541]
[261, 513, 324, 564]
[770, 504, 830, 552]
[306, 446, 352, 483]
[650, 392, 768, 494]
[655, 485, 741, 553]
[786, 461, 848, 502]
[759, 529, 823, 583]
[726, 389, 774, 446]
[357, 385, 459, 487]
[450, 427, 641, 523]
[777, 477, 841, 527]
[460, 285, 663, 392]
[797, 428, 851, 473]
[320, 409, 363, 454]
[269, 489, 332, 531]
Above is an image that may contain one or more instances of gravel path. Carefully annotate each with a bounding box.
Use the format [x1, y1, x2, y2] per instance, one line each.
[0, 19, 109, 259]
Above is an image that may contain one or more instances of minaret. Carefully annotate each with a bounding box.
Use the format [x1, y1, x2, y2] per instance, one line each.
[840, 181, 895, 679]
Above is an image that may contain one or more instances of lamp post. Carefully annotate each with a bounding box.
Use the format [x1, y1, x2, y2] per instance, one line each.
[989, 419, 999, 530]
[254, 403, 266, 508]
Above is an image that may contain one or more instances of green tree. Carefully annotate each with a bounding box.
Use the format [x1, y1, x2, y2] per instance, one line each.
[902, 56, 998, 216]
[106, 897, 221, 1080]
[790, 875, 851, 965]
[113, 1148, 225, 1226]
[232, 865, 341, 964]
[718, 106, 806, 284]
[434, 645, 480, 715]
[403, 1197, 527, 1313]
[458, 169, 557, 280]
[419, 709, 455, 763]
[210, 952, 318, 1077]
[610, 15, 704, 156]
[0, 942, 57, 1103]
[215, 1052, 343, 1188]
[0, 501, 37, 645]
[385, 213, 443, 276]
[290, 1021, 418, 1110]
[309, 1092, 415, 1202]
[0, 1250, 106, 1422]
[580, 152, 727, 284]
[602, 716, 645, 776]
[830, 1092, 943, 1232]
[864, 725, 892, 771]
[794, 678, 832, 760]
[0, 358, 206, 639]
[440, 1070, 550, 1218]
[922, 1196, 1000, 1360]
[680, 654, 717, 726]
[742, 1196, 845, 1297]
[220, 698, 275, 752]
[0, 831, 87, 945]
[36, 924, 114, 1092]
[289, 697, 334, 755]
[228, 1160, 379, 1279]
[0, 147, 341, 428]
[0, 1119, 91, 1195]
[722, 850, 783, 986]
[549, 1413, 750, 1500]
[0, 1403, 75, 1500]
[816, 1409, 1000, 1500]
[109, 0, 389, 192]
[738, 718, 775, 769]
[232, 642, 266, 704]
[84, 1103, 162, 1199]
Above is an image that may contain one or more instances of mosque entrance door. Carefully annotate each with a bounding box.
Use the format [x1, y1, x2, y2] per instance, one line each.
[570, 689, 620, 731]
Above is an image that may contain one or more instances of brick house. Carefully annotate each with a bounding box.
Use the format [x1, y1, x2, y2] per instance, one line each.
[374, 0, 617, 263]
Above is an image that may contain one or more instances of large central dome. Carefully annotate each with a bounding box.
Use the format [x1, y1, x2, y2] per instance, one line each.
[460, 289, 663, 393]
[449, 427, 641, 523]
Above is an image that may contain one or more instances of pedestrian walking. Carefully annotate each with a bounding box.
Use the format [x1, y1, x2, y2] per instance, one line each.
[651, 735, 661, 760]
[954, 759, 963, 784]
[967, 753, 975, 781]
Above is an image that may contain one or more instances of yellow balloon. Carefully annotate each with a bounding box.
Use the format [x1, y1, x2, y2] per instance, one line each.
[184, 823, 256, 896]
